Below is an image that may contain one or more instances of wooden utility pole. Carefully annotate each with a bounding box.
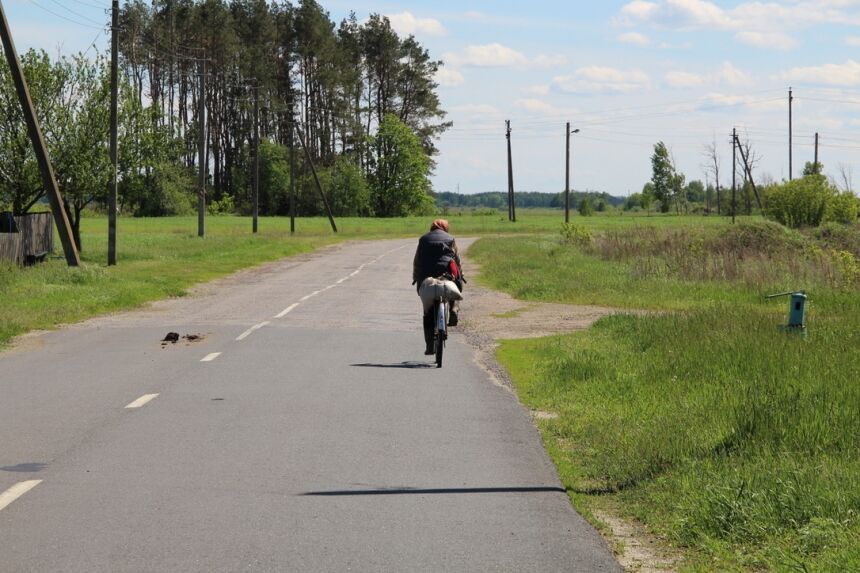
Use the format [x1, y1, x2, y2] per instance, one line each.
[108, 0, 118, 265]
[197, 57, 206, 237]
[731, 128, 737, 224]
[814, 132, 819, 169]
[252, 86, 259, 234]
[289, 105, 296, 234]
[565, 122, 570, 223]
[0, 1, 79, 266]
[788, 87, 793, 181]
[294, 123, 337, 233]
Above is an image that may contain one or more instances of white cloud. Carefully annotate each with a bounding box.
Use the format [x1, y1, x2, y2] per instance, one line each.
[618, 32, 651, 45]
[846, 36, 860, 47]
[735, 31, 796, 50]
[524, 84, 550, 95]
[552, 66, 650, 94]
[444, 44, 528, 67]
[616, 0, 860, 50]
[434, 68, 464, 87]
[665, 70, 705, 88]
[780, 60, 860, 86]
[444, 44, 565, 69]
[665, 61, 752, 89]
[533, 54, 569, 68]
[515, 99, 580, 116]
[386, 12, 446, 37]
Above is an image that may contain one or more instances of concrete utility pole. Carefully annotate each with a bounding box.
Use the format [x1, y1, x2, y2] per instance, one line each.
[564, 124, 580, 223]
[108, 0, 119, 265]
[732, 128, 737, 225]
[197, 57, 206, 237]
[505, 120, 516, 222]
[565, 123, 570, 223]
[814, 132, 819, 169]
[289, 104, 296, 234]
[788, 87, 794, 181]
[252, 86, 259, 234]
[0, 0, 79, 266]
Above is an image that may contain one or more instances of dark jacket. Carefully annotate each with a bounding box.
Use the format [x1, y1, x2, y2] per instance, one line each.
[413, 228, 461, 285]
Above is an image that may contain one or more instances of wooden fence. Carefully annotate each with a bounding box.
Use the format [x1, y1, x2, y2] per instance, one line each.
[0, 212, 54, 265]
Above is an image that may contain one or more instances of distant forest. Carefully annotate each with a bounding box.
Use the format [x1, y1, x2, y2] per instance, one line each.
[435, 191, 625, 210]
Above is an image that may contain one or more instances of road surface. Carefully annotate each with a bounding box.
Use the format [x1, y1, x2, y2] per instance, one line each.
[0, 239, 620, 572]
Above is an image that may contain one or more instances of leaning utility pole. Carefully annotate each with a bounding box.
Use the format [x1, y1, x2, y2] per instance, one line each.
[289, 104, 296, 234]
[788, 87, 794, 181]
[252, 86, 259, 234]
[0, 1, 79, 266]
[294, 123, 337, 233]
[565, 122, 571, 223]
[197, 56, 206, 237]
[731, 127, 737, 224]
[108, 0, 118, 265]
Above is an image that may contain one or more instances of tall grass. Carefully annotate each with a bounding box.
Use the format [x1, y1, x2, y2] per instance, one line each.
[473, 221, 860, 571]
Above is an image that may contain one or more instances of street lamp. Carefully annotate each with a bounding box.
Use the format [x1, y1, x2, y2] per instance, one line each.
[565, 124, 580, 223]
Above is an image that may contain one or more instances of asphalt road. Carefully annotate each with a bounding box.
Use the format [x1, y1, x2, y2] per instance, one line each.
[0, 239, 621, 572]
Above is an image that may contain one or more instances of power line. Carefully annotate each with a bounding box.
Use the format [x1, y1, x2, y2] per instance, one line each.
[28, 0, 105, 30]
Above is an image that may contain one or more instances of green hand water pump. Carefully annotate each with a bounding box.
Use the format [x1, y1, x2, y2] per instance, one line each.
[766, 290, 807, 332]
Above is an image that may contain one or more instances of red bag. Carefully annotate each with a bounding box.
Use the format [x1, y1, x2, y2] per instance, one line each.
[448, 259, 461, 279]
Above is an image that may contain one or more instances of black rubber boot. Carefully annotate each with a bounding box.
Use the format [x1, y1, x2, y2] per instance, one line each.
[423, 311, 435, 355]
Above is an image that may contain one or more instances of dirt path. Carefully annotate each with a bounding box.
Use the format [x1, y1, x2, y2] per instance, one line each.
[458, 251, 678, 573]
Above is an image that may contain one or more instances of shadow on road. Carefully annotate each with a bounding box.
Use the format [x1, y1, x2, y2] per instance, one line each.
[351, 362, 436, 369]
[301, 486, 567, 496]
[0, 462, 47, 473]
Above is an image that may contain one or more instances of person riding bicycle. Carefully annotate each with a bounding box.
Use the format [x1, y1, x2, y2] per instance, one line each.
[413, 219, 464, 355]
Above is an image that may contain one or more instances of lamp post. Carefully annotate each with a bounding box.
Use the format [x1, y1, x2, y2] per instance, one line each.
[565, 124, 580, 223]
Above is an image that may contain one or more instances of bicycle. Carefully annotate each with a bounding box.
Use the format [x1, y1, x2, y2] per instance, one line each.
[432, 295, 450, 368]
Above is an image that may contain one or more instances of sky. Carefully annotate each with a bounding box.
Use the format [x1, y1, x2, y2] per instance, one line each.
[4, 0, 860, 196]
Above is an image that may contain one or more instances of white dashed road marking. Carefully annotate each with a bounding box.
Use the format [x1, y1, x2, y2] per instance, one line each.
[125, 394, 159, 409]
[201, 352, 222, 362]
[236, 321, 270, 341]
[275, 303, 299, 318]
[0, 480, 42, 512]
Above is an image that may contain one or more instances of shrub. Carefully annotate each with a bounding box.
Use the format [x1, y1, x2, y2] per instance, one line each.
[765, 175, 835, 228]
[826, 191, 859, 224]
[578, 197, 594, 216]
[559, 222, 592, 247]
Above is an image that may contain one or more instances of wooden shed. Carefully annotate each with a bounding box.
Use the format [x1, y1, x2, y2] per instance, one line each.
[0, 212, 54, 265]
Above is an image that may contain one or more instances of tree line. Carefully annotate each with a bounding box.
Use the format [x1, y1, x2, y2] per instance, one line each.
[436, 191, 624, 211]
[0, 0, 449, 248]
[623, 140, 859, 226]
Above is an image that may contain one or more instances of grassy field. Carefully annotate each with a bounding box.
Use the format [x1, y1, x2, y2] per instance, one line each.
[469, 221, 860, 571]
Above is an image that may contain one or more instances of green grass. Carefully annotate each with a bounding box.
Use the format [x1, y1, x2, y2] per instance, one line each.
[471, 222, 860, 571]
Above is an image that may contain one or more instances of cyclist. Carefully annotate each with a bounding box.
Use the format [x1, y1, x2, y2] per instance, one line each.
[413, 219, 464, 355]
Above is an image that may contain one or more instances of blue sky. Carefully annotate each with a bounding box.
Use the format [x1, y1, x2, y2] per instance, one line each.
[5, 0, 860, 196]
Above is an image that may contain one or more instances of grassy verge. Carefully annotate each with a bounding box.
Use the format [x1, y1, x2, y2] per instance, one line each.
[470, 222, 860, 571]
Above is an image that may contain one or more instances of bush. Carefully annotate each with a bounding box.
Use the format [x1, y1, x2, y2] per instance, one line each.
[134, 162, 196, 216]
[560, 222, 592, 247]
[765, 175, 835, 228]
[578, 197, 594, 216]
[826, 192, 859, 224]
[328, 157, 372, 217]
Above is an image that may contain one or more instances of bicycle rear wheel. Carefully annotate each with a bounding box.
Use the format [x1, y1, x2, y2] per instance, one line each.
[435, 301, 446, 368]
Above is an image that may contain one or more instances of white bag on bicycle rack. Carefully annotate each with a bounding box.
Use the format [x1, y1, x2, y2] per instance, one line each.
[419, 277, 462, 313]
